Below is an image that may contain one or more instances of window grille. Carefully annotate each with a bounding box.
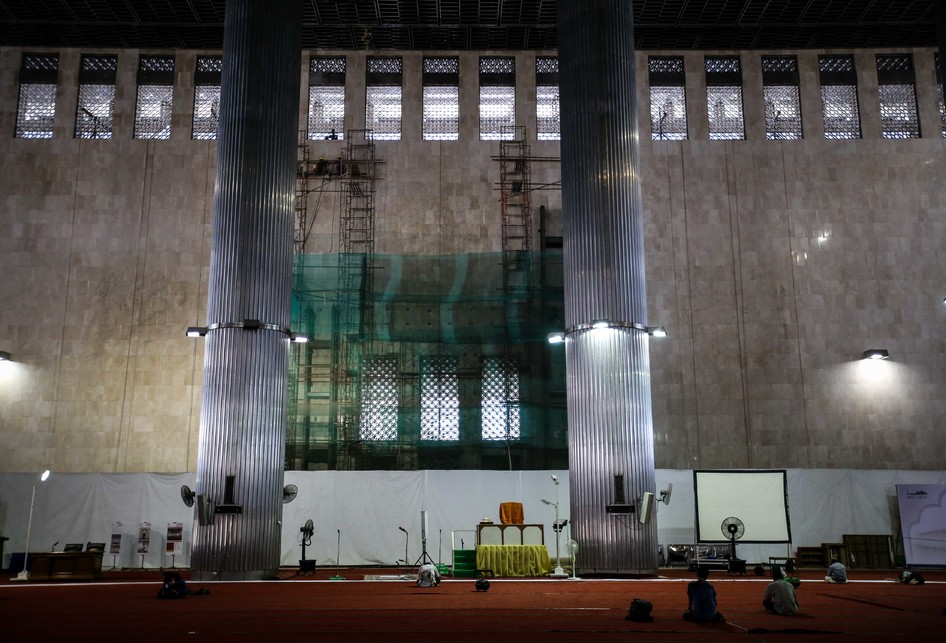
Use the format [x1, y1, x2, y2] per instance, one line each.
[134, 55, 174, 140]
[481, 57, 515, 74]
[762, 56, 802, 140]
[76, 55, 117, 139]
[421, 356, 459, 441]
[309, 56, 346, 140]
[481, 358, 520, 441]
[360, 357, 399, 441]
[423, 87, 459, 140]
[366, 57, 402, 140]
[423, 57, 459, 140]
[366, 86, 402, 141]
[939, 84, 946, 139]
[819, 55, 861, 139]
[536, 56, 560, 141]
[649, 56, 687, 140]
[707, 86, 745, 140]
[193, 56, 221, 140]
[705, 57, 744, 140]
[876, 55, 919, 139]
[16, 54, 59, 138]
[480, 57, 515, 140]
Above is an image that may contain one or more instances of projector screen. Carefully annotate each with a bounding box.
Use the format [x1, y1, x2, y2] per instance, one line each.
[694, 470, 791, 543]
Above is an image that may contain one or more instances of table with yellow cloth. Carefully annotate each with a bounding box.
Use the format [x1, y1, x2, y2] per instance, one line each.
[476, 545, 551, 577]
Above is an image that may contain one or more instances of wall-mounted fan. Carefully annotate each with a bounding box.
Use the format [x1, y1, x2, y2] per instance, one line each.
[283, 484, 298, 504]
[721, 516, 745, 559]
[180, 485, 196, 507]
[564, 539, 579, 579]
[658, 483, 673, 505]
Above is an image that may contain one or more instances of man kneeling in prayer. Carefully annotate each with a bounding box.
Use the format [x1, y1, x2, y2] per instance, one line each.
[416, 563, 441, 588]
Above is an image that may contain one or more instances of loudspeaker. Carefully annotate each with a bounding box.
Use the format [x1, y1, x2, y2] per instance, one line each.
[197, 494, 212, 526]
[639, 492, 655, 524]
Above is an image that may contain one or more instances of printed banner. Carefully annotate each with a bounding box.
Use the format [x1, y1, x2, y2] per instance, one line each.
[137, 522, 152, 554]
[166, 522, 183, 554]
[109, 521, 123, 555]
[897, 484, 946, 567]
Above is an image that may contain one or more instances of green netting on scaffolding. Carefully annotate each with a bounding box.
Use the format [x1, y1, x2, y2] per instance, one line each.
[287, 252, 567, 471]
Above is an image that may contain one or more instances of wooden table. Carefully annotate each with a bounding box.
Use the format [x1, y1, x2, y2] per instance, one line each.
[29, 551, 103, 581]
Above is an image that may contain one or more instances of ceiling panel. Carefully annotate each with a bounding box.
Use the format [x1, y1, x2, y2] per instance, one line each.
[0, 0, 937, 51]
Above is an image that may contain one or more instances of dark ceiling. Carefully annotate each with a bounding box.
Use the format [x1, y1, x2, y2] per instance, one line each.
[0, 1, 938, 52]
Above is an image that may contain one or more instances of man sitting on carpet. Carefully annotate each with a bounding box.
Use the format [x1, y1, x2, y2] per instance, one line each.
[683, 565, 726, 623]
[825, 558, 848, 583]
[763, 566, 798, 616]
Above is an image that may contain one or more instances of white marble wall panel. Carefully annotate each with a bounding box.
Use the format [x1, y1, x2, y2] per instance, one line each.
[0, 46, 944, 474]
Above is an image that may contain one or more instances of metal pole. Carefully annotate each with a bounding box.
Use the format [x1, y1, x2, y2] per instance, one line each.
[19, 484, 37, 577]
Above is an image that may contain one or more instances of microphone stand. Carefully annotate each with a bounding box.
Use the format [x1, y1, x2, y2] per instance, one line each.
[399, 527, 409, 569]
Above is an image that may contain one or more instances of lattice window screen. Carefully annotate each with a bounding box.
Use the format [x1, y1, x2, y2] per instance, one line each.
[421, 357, 459, 441]
[876, 56, 919, 139]
[879, 84, 920, 139]
[821, 85, 861, 139]
[76, 55, 116, 139]
[764, 85, 802, 140]
[76, 85, 114, 139]
[309, 86, 346, 140]
[423, 86, 459, 140]
[480, 86, 515, 140]
[16, 84, 56, 139]
[366, 86, 402, 140]
[16, 54, 58, 139]
[536, 57, 560, 141]
[309, 57, 346, 140]
[707, 86, 745, 140]
[134, 85, 173, 139]
[939, 82, 945, 138]
[650, 86, 687, 141]
[536, 85, 560, 141]
[481, 357, 520, 441]
[360, 357, 399, 441]
[193, 86, 220, 140]
[192, 56, 221, 140]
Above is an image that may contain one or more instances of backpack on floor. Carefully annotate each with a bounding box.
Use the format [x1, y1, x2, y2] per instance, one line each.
[626, 598, 654, 622]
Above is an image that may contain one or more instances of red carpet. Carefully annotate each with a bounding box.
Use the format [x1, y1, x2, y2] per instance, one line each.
[1, 568, 944, 642]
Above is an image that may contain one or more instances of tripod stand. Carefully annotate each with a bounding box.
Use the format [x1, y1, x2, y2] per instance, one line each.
[411, 510, 436, 572]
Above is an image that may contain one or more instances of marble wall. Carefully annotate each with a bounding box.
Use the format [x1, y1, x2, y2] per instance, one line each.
[0, 46, 943, 473]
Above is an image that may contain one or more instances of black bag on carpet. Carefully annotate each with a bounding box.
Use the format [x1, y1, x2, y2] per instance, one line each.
[626, 598, 654, 622]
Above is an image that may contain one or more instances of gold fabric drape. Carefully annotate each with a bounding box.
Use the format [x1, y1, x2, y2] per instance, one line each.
[476, 545, 551, 577]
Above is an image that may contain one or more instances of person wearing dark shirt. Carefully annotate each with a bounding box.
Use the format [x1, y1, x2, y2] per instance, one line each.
[683, 566, 726, 623]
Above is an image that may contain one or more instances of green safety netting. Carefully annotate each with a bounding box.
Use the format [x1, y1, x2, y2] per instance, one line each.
[287, 252, 567, 471]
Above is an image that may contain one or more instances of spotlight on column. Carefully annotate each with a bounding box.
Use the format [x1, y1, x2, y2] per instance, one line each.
[0, 351, 11, 361]
[290, 333, 310, 344]
[592, 320, 609, 329]
[547, 332, 565, 344]
[185, 327, 208, 338]
[647, 326, 668, 338]
[862, 349, 890, 360]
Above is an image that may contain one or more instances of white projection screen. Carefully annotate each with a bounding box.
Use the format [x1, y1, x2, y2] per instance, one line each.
[694, 470, 791, 543]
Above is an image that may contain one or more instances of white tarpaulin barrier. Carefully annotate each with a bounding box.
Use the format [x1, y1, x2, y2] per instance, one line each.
[896, 483, 946, 567]
[1, 468, 944, 569]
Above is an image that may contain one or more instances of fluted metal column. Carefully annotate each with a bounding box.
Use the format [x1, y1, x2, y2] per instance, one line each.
[191, 0, 301, 580]
[558, 1, 657, 574]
